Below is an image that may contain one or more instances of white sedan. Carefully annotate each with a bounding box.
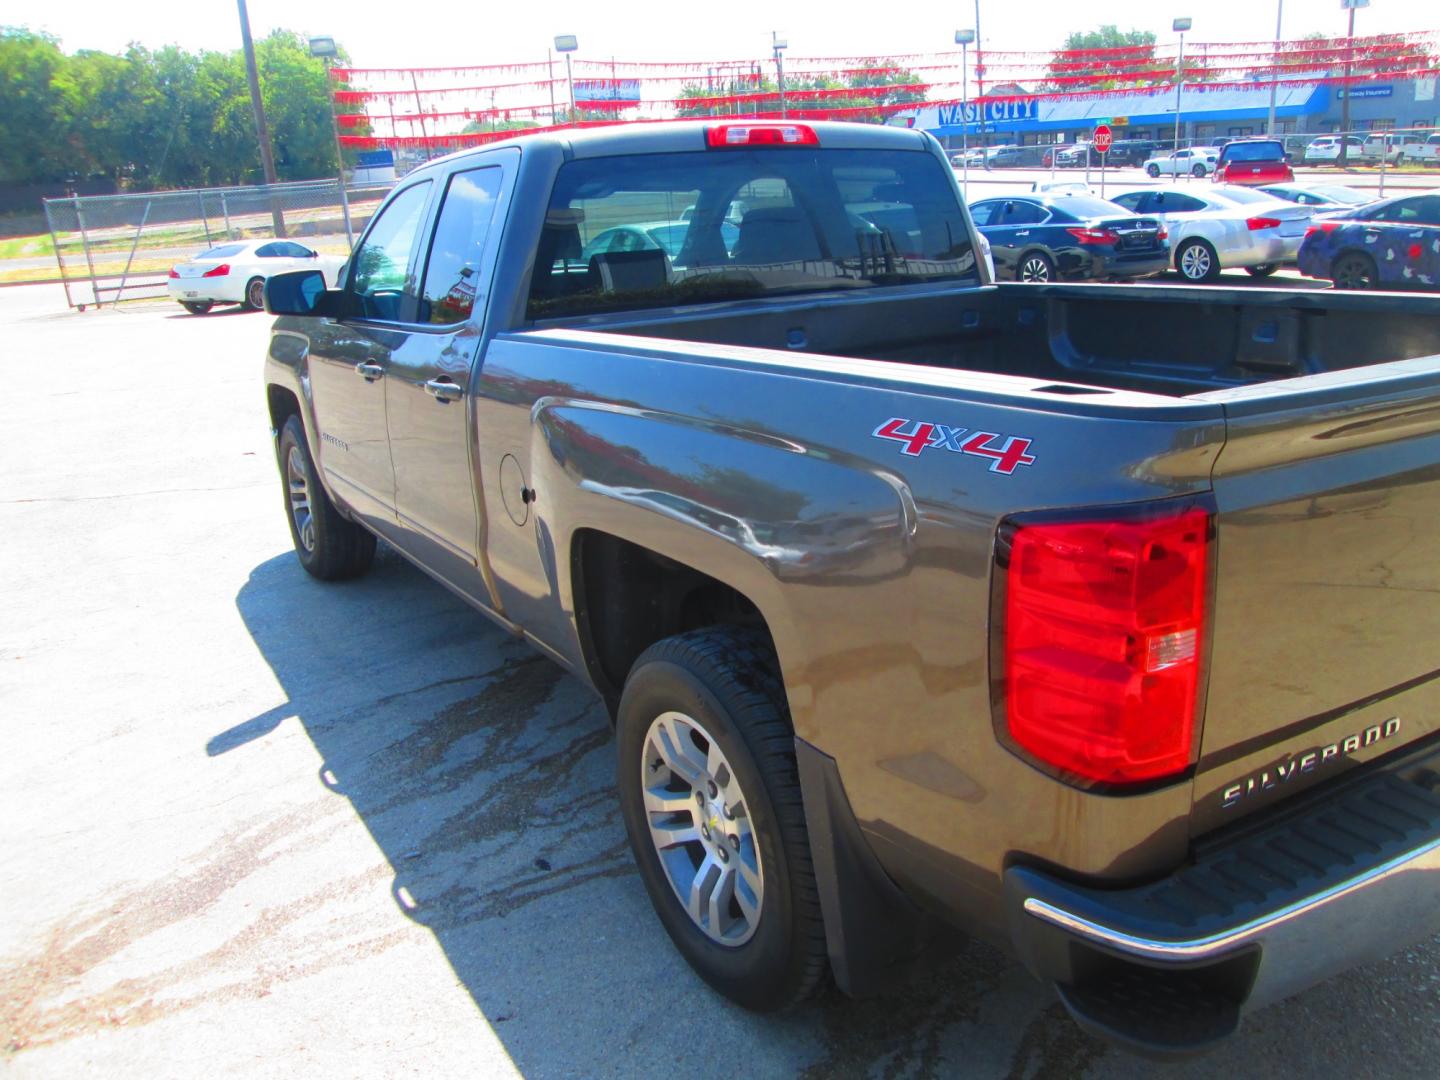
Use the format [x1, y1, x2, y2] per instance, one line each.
[1141, 148, 1220, 178]
[1109, 185, 1312, 282]
[167, 240, 346, 314]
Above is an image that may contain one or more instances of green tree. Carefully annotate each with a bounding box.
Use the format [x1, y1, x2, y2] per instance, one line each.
[1043, 26, 1163, 92]
[0, 28, 72, 183]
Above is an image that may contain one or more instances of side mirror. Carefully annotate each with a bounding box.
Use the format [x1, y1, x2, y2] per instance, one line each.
[307, 249, 319, 259]
[265, 269, 342, 317]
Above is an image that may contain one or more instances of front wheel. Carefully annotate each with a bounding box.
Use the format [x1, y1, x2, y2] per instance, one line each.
[1176, 238, 1221, 283]
[616, 627, 827, 1012]
[1018, 252, 1056, 283]
[1191, 163, 1208, 178]
[244, 276, 266, 311]
[277, 414, 377, 580]
[1146, 163, 1161, 177]
[1245, 264, 1279, 278]
[1331, 252, 1377, 290]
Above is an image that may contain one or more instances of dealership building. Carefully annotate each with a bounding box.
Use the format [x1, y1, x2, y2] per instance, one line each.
[914, 76, 1439, 147]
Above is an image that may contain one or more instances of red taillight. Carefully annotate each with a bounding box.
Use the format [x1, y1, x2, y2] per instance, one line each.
[1305, 221, 1341, 238]
[706, 123, 819, 148]
[1245, 216, 1281, 231]
[1157, 228, 1168, 241]
[202, 263, 230, 277]
[1001, 504, 1210, 786]
[168, 268, 180, 279]
[1065, 227, 1119, 245]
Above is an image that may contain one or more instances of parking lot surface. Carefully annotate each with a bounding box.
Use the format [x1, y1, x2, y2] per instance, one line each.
[2, 285, 1438, 1077]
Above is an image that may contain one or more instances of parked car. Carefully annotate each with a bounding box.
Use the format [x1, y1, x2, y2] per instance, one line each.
[985, 145, 1033, 168]
[967, 193, 1169, 282]
[167, 239, 346, 314]
[1055, 144, 1095, 168]
[1110, 184, 1311, 281]
[1142, 148, 1219, 178]
[1040, 144, 1074, 168]
[1401, 132, 1440, 166]
[1297, 193, 1440, 289]
[1212, 139, 1293, 186]
[581, 220, 739, 262]
[1105, 139, 1161, 167]
[263, 119, 1440, 1058]
[1258, 182, 1374, 212]
[1361, 132, 1422, 166]
[1303, 135, 1365, 164]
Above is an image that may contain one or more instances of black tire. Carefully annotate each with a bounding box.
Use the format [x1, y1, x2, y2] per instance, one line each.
[1176, 238, 1221, 283]
[1331, 251, 1377, 290]
[1017, 251, 1056, 284]
[1245, 264, 1279, 278]
[616, 627, 827, 1012]
[1146, 163, 1161, 178]
[244, 276, 266, 311]
[1191, 163, 1207, 178]
[181, 300, 213, 315]
[277, 414, 376, 580]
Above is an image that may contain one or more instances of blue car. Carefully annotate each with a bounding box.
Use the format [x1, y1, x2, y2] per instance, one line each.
[968, 193, 1169, 283]
[1297, 193, 1440, 290]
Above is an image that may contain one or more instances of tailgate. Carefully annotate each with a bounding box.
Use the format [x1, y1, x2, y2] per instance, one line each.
[1193, 364, 1440, 834]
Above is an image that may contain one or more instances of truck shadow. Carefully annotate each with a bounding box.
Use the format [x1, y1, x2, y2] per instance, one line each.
[219, 547, 1089, 1073]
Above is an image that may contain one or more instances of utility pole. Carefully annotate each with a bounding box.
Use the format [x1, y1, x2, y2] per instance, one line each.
[1266, 0, 1284, 136]
[773, 32, 788, 120]
[974, 0, 987, 162]
[1338, 1, 1358, 165]
[236, 0, 285, 236]
[1173, 18, 1193, 154]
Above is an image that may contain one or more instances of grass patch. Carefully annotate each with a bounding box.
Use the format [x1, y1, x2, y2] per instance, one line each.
[0, 234, 56, 259]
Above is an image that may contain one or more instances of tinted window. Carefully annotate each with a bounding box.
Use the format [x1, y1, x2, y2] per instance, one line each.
[1153, 193, 1207, 214]
[968, 201, 1000, 227]
[526, 149, 978, 320]
[1221, 142, 1285, 163]
[255, 243, 281, 258]
[419, 166, 504, 325]
[1110, 192, 1145, 212]
[999, 202, 1048, 226]
[200, 243, 246, 258]
[1377, 196, 1440, 226]
[274, 241, 315, 258]
[1047, 196, 1131, 220]
[350, 180, 432, 322]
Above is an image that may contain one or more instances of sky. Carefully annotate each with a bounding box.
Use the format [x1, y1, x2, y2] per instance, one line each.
[14, 0, 1439, 69]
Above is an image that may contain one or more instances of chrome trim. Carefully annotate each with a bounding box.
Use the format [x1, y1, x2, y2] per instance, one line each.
[1023, 834, 1440, 962]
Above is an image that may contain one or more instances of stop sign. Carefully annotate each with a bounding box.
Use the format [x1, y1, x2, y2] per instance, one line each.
[1093, 125, 1113, 154]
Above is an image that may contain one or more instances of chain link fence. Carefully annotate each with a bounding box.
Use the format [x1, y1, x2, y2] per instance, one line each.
[43, 178, 392, 310]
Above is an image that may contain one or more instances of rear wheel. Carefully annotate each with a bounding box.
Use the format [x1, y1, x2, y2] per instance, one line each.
[1146, 163, 1161, 178]
[1176, 238, 1221, 284]
[1018, 252, 1056, 283]
[1245, 264, 1279, 278]
[1191, 163, 1208, 178]
[616, 627, 827, 1012]
[244, 276, 266, 311]
[277, 415, 376, 580]
[1331, 252, 1377, 290]
[180, 301, 213, 315]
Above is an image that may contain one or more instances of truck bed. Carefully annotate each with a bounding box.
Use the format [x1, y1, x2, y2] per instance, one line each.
[540, 281, 1440, 398]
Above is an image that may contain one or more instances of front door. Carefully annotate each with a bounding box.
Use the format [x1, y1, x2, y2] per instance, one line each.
[384, 156, 514, 601]
[305, 179, 433, 526]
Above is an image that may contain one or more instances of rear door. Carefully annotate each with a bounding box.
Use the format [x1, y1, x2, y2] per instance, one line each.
[384, 151, 516, 603]
[1193, 356, 1440, 834]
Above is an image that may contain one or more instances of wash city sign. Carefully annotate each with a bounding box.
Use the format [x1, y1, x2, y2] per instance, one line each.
[931, 99, 1041, 127]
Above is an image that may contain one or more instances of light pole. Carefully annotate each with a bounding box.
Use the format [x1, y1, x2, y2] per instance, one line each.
[1266, 0, 1284, 136]
[236, 0, 285, 236]
[772, 32, 788, 120]
[555, 35, 578, 124]
[1338, 0, 1361, 165]
[1173, 17, 1192, 154]
[955, 29, 975, 194]
[973, 0, 988, 162]
[308, 36, 353, 248]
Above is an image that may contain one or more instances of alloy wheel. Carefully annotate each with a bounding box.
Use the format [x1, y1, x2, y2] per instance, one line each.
[1332, 254, 1375, 290]
[248, 279, 266, 309]
[640, 710, 763, 946]
[286, 445, 315, 552]
[1020, 256, 1052, 283]
[1180, 243, 1213, 281]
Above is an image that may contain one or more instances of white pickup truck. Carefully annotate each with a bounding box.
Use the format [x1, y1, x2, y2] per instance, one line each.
[1402, 132, 1440, 166]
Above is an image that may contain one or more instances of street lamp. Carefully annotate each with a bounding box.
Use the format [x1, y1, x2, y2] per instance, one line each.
[1338, 0, 1365, 166]
[1173, 17, 1192, 156]
[955, 29, 976, 194]
[555, 34, 578, 124]
[308, 35, 354, 248]
[1266, 0, 1284, 137]
[772, 32, 788, 120]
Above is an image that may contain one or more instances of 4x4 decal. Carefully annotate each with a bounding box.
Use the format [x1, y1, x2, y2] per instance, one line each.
[872, 417, 1036, 475]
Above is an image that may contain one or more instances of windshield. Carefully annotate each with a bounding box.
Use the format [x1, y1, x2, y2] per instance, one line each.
[1223, 142, 1285, 162]
[1049, 196, 1135, 219]
[527, 148, 978, 320]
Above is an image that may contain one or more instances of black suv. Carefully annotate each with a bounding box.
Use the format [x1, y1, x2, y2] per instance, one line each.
[1105, 140, 1160, 167]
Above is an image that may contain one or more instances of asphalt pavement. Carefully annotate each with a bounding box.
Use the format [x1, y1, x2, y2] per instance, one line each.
[2, 285, 1437, 1078]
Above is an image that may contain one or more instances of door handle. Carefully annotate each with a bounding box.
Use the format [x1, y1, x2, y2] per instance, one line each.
[355, 362, 384, 381]
[1015, 231, 1030, 237]
[424, 378, 463, 403]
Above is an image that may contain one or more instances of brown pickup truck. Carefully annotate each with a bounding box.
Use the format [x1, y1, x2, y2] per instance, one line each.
[263, 120, 1440, 1057]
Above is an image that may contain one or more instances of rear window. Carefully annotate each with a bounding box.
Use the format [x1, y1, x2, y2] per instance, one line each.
[526, 148, 978, 320]
[1212, 186, 1277, 205]
[1221, 141, 1285, 163]
[200, 244, 246, 258]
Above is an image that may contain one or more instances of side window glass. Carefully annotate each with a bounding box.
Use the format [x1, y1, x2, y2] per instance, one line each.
[280, 242, 314, 258]
[418, 167, 504, 326]
[969, 202, 998, 227]
[351, 180, 433, 322]
[1110, 193, 1143, 212]
[1414, 196, 1440, 227]
[255, 242, 281, 258]
[1004, 202, 1046, 226]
